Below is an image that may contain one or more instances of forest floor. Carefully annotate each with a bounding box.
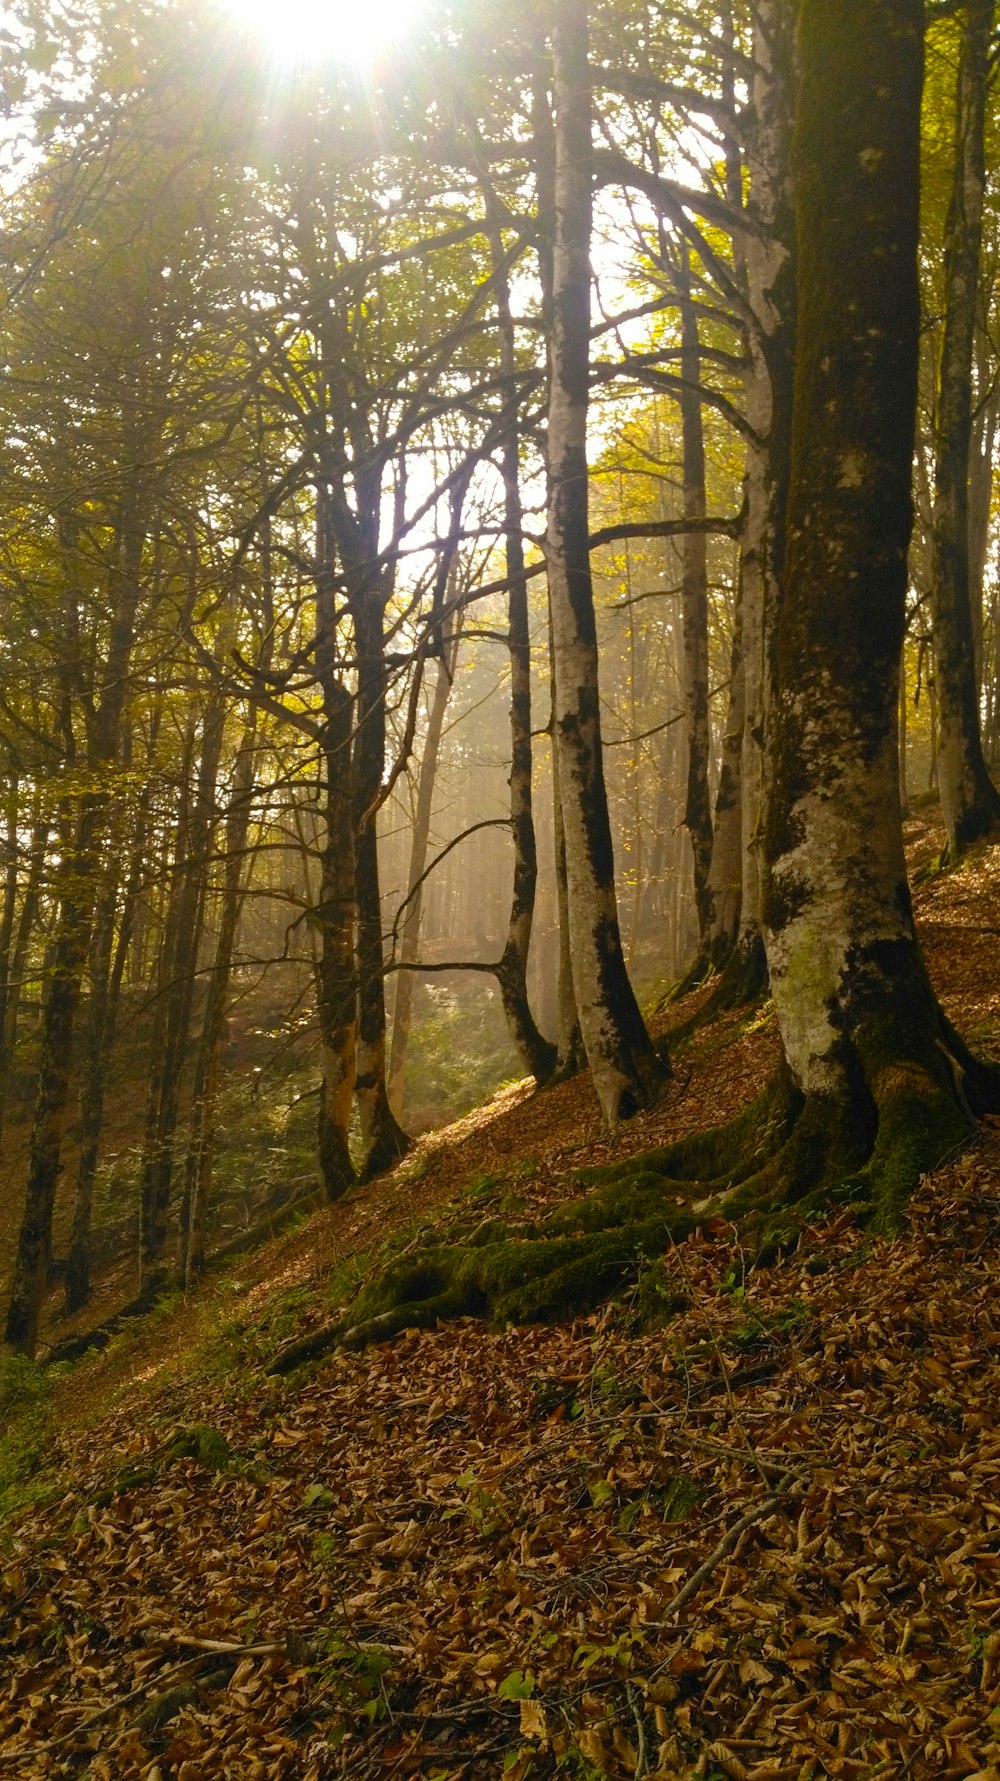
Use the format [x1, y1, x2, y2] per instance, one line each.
[4, 815, 1000, 1779]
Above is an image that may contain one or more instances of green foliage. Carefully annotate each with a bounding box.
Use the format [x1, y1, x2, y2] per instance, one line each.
[498, 1669, 536, 1701]
[313, 1627, 394, 1726]
[312, 1532, 339, 1577]
[403, 982, 523, 1127]
[303, 1481, 335, 1510]
[0, 1353, 60, 1527]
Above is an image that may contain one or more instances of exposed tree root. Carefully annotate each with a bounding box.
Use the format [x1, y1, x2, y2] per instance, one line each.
[270, 1017, 1000, 1366]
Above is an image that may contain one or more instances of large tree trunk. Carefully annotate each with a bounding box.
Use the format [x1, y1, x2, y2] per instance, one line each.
[749, 0, 999, 1211]
[546, 0, 665, 1123]
[928, 0, 1000, 858]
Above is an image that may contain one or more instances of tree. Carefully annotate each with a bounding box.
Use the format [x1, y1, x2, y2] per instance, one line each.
[683, 0, 1000, 1214]
[546, 0, 666, 1124]
[927, 0, 1000, 858]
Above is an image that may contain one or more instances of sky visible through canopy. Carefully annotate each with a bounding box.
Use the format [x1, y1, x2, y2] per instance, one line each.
[221, 0, 426, 66]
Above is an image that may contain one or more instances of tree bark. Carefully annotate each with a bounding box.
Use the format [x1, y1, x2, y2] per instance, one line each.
[387, 620, 462, 1120]
[139, 692, 222, 1301]
[349, 584, 411, 1177]
[724, 0, 796, 1006]
[314, 488, 358, 1201]
[0, 805, 48, 1145]
[63, 835, 124, 1313]
[676, 251, 714, 942]
[929, 0, 1000, 858]
[749, 0, 1000, 1213]
[546, 0, 665, 1122]
[5, 476, 145, 1357]
[491, 231, 559, 1087]
[181, 728, 257, 1285]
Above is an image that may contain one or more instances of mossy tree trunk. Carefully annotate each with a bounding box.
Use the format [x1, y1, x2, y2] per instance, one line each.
[546, 0, 665, 1123]
[929, 0, 1000, 859]
[753, 0, 1000, 1213]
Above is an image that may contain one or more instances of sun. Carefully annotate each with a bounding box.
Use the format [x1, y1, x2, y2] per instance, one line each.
[225, 0, 424, 67]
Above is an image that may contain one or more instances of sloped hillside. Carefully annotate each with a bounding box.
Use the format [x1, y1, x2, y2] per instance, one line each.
[2, 821, 1000, 1781]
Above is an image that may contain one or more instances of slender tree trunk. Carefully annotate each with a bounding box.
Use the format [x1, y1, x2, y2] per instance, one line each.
[181, 730, 257, 1285]
[5, 479, 145, 1356]
[491, 236, 559, 1087]
[546, 0, 665, 1122]
[314, 489, 358, 1200]
[387, 621, 462, 1119]
[968, 347, 999, 686]
[727, 0, 796, 1004]
[676, 251, 714, 940]
[0, 807, 48, 1144]
[703, 583, 745, 965]
[929, 0, 1000, 858]
[0, 773, 19, 1038]
[4, 796, 105, 1353]
[350, 588, 411, 1177]
[63, 837, 123, 1313]
[139, 693, 222, 1299]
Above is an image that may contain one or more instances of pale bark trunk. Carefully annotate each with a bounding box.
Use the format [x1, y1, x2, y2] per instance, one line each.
[546, 0, 664, 1122]
[929, 0, 1000, 857]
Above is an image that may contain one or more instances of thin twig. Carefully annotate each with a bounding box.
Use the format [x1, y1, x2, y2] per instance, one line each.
[627, 1679, 649, 1779]
[647, 1486, 795, 1647]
